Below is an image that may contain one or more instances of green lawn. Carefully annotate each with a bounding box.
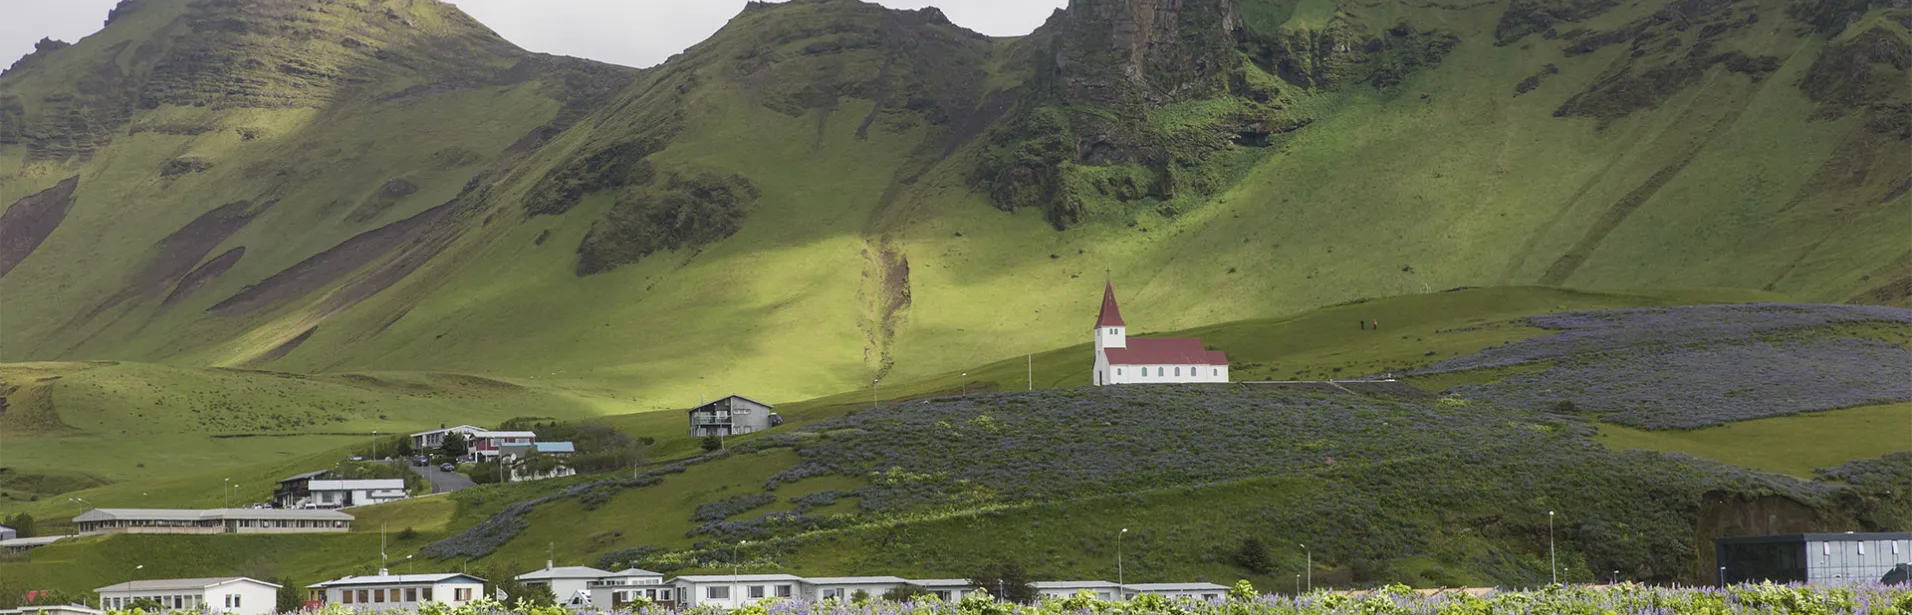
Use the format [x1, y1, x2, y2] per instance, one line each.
[1596, 403, 1912, 477]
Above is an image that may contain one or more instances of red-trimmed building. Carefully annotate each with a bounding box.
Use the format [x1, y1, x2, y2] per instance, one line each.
[1091, 283, 1229, 386]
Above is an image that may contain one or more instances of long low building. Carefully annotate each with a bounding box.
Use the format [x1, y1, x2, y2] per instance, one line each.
[308, 572, 487, 610]
[72, 508, 353, 535]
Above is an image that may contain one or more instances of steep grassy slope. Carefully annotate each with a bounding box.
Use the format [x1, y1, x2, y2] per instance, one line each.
[2, 0, 1905, 420]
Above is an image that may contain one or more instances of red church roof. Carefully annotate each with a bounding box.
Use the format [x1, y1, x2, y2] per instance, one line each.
[1096, 282, 1125, 327]
[1103, 338, 1228, 366]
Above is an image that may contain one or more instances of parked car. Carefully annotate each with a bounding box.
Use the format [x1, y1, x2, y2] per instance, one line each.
[411, 456, 428, 467]
[440, 462, 456, 472]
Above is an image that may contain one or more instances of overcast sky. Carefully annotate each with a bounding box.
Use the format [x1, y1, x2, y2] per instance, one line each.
[0, 0, 1065, 71]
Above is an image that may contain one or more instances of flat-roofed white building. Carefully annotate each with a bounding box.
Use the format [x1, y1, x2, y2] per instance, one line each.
[308, 572, 486, 610]
[669, 574, 805, 608]
[72, 508, 353, 535]
[807, 576, 908, 601]
[1032, 581, 1122, 601]
[586, 568, 670, 609]
[0, 605, 105, 615]
[1, 535, 64, 553]
[95, 577, 280, 615]
[1121, 582, 1229, 601]
[904, 579, 973, 601]
[306, 479, 408, 508]
[410, 425, 487, 451]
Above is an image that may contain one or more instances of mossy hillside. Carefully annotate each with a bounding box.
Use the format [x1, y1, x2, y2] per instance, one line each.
[1597, 402, 1912, 478]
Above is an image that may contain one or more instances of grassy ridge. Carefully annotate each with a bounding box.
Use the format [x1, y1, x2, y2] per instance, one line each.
[1596, 403, 1912, 478]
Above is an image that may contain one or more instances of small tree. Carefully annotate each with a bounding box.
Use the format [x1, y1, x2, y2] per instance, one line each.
[1235, 536, 1274, 574]
[440, 432, 469, 459]
[700, 435, 723, 452]
[1228, 580, 1257, 602]
[127, 598, 164, 612]
[3, 512, 35, 538]
[971, 561, 1038, 604]
[467, 461, 504, 484]
[881, 585, 933, 602]
[275, 578, 305, 613]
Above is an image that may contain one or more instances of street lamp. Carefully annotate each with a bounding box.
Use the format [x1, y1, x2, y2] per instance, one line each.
[1117, 528, 1128, 586]
[732, 540, 747, 578]
[872, 378, 880, 409]
[961, 373, 968, 396]
[224, 478, 231, 509]
[1294, 574, 1301, 597]
[1548, 511, 1557, 585]
[373, 431, 379, 461]
[1298, 543, 1311, 593]
[1718, 566, 1727, 587]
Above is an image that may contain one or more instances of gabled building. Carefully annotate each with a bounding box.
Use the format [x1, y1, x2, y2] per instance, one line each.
[687, 395, 782, 437]
[95, 577, 280, 615]
[308, 572, 486, 610]
[305, 479, 409, 508]
[515, 563, 612, 609]
[409, 425, 487, 452]
[0, 524, 16, 541]
[1091, 283, 1228, 386]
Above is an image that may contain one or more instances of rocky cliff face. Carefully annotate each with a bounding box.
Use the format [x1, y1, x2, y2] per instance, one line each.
[1049, 0, 1244, 108]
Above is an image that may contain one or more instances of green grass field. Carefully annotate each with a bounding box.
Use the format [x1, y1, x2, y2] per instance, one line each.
[1596, 403, 1912, 478]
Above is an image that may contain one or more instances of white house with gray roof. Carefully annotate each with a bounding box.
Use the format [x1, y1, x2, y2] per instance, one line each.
[95, 577, 280, 615]
[586, 568, 671, 609]
[668, 574, 806, 608]
[904, 579, 973, 601]
[1120, 583, 1229, 601]
[515, 563, 611, 609]
[806, 576, 909, 601]
[308, 572, 486, 610]
[1032, 581, 1123, 600]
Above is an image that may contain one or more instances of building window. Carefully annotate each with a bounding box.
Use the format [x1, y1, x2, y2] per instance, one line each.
[748, 586, 765, 599]
[1116, 368, 1123, 376]
[661, 590, 673, 601]
[1174, 367, 1181, 377]
[707, 586, 730, 600]
[776, 585, 793, 598]
[376, 589, 387, 603]
[1157, 367, 1164, 377]
[455, 588, 472, 601]
[422, 588, 434, 602]
[407, 588, 418, 602]
[1858, 542, 1866, 555]
[358, 590, 369, 604]
[343, 591, 355, 604]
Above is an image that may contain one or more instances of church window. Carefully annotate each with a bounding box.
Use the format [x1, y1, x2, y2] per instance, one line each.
[1116, 368, 1122, 376]
[1174, 367, 1180, 377]
[1157, 367, 1164, 377]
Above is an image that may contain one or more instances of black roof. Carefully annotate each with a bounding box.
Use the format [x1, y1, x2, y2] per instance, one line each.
[1715, 532, 1912, 545]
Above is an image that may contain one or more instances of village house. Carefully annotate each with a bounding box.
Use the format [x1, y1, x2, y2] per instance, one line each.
[95, 577, 280, 615]
[1033, 581, 1123, 600]
[584, 568, 671, 609]
[515, 562, 612, 608]
[1121, 583, 1229, 601]
[500, 442, 579, 482]
[904, 579, 973, 601]
[71, 508, 352, 535]
[1091, 283, 1229, 386]
[275, 471, 408, 508]
[0, 524, 15, 540]
[307, 572, 486, 610]
[0, 535, 64, 553]
[806, 576, 908, 601]
[669, 574, 805, 608]
[409, 425, 487, 451]
[687, 395, 782, 437]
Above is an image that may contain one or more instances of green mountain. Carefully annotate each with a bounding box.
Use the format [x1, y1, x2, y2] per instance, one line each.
[3, 0, 1905, 407]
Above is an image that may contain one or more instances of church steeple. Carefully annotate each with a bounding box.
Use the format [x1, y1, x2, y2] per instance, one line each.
[1096, 282, 1125, 327]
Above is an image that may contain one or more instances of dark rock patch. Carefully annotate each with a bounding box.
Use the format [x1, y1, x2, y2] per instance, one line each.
[575, 171, 758, 276]
[524, 140, 661, 216]
[1494, 0, 1621, 44]
[346, 178, 420, 224]
[209, 200, 457, 316]
[2, 38, 72, 77]
[159, 157, 215, 177]
[162, 247, 245, 306]
[1798, 25, 1911, 118]
[1515, 63, 1561, 95]
[0, 176, 81, 279]
[136, 199, 274, 298]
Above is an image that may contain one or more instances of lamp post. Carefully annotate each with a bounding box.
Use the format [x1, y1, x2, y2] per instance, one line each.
[1295, 574, 1301, 597]
[1117, 528, 1128, 586]
[1299, 543, 1311, 593]
[224, 478, 231, 509]
[373, 431, 379, 461]
[872, 378, 880, 409]
[732, 540, 747, 577]
[1548, 510, 1557, 586]
[961, 373, 968, 396]
[1718, 566, 1727, 587]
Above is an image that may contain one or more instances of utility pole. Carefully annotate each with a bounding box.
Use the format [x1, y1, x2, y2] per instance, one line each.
[223, 478, 230, 509]
[1298, 543, 1311, 593]
[1548, 510, 1557, 585]
[1027, 355, 1032, 390]
[1117, 528, 1128, 586]
[1294, 574, 1300, 597]
[372, 431, 378, 461]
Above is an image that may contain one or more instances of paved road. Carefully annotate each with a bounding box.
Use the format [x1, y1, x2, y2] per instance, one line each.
[407, 461, 475, 494]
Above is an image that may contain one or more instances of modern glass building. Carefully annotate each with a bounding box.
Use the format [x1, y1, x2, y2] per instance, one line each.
[1715, 532, 1912, 586]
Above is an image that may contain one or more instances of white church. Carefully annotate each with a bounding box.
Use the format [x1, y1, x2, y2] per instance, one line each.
[1092, 282, 1229, 386]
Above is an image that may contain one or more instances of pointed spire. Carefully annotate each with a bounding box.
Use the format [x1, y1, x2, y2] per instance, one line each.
[1096, 281, 1125, 327]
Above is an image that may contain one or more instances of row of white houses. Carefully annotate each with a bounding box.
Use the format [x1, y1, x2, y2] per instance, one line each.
[512, 563, 1230, 610]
